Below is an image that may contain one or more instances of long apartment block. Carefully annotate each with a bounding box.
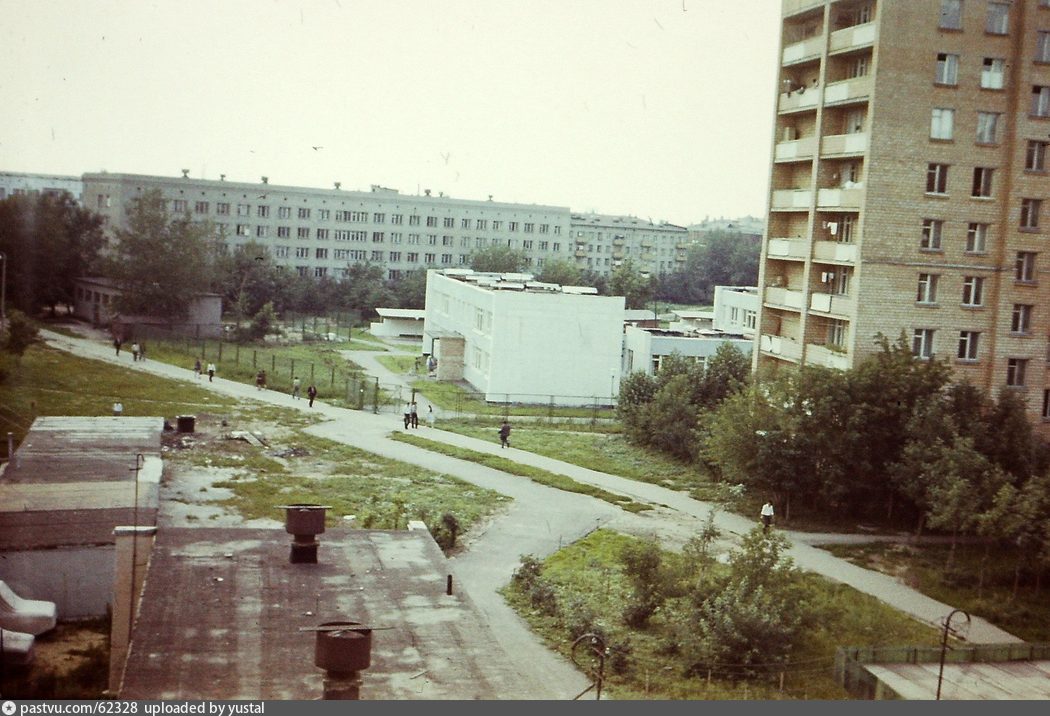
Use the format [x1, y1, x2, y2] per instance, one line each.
[756, 0, 1050, 431]
[79, 172, 686, 281]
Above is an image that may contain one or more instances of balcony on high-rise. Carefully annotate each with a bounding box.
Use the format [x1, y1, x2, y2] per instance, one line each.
[767, 238, 808, 261]
[764, 286, 805, 310]
[771, 189, 813, 210]
[775, 135, 818, 162]
[779, 84, 821, 113]
[821, 132, 868, 157]
[823, 75, 872, 106]
[805, 342, 850, 370]
[829, 23, 875, 54]
[782, 35, 824, 65]
[813, 240, 857, 263]
[809, 291, 854, 317]
[760, 333, 803, 362]
[817, 187, 862, 209]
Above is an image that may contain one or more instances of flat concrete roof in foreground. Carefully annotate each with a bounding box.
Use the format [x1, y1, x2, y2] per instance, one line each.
[0, 417, 162, 550]
[120, 527, 534, 700]
[866, 660, 1050, 700]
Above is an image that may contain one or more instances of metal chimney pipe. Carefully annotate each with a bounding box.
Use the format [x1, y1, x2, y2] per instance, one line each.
[314, 622, 373, 700]
[278, 504, 330, 563]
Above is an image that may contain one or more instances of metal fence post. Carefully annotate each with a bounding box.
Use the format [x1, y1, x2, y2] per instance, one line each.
[252, 350, 257, 368]
[373, 377, 379, 414]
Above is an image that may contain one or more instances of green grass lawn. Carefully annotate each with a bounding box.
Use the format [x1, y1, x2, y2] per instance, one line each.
[824, 541, 1050, 642]
[0, 343, 238, 458]
[409, 380, 618, 420]
[390, 432, 651, 513]
[1, 343, 508, 548]
[376, 354, 418, 375]
[504, 530, 943, 700]
[437, 419, 722, 500]
[170, 429, 509, 542]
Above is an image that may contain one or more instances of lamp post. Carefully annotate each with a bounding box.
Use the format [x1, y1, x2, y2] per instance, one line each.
[936, 608, 970, 700]
[0, 250, 7, 339]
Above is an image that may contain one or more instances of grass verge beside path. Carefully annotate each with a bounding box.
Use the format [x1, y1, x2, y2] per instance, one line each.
[825, 541, 1050, 642]
[408, 380, 617, 420]
[391, 432, 651, 513]
[0, 343, 239, 456]
[504, 530, 943, 700]
[437, 419, 721, 500]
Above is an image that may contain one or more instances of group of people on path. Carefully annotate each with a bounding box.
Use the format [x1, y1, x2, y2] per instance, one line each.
[114, 338, 146, 361]
[402, 400, 436, 429]
[193, 358, 216, 382]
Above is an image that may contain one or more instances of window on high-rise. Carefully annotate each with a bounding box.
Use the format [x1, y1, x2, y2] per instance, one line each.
[1016, 251, 1037, 282]
[1021, 199, 1042, 229]
[1026, 140, 1048, 171]
[931, 108, 955, 139]
[848, 55, 869, 78]
[935, 53, 959, 85]
[986, 2, 1009, 34]
[926, 164, 949, 194]
[1038, 32, 1050, 62]
[1007, 358, 1028, 387]
[961, 276, 984, 306]
[1012, 304, 1033, 334]
[1032, 86, 1050, 116]
[958, 331, 980, 361]
[971, 167, 994, 197]
[976, 112, 1001, 144]
[917, 273, 939, 303]
[277, 206, 291, 219]
[913, 329, 936, 359]
[828, 320, 848, 348]
[966, 223, 989, 253]
[940, 0, 963, 29]
[981, 58, 1005, 89]
[921, 219, 944, 249]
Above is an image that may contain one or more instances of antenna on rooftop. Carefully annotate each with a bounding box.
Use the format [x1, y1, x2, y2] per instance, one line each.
[181, 169, 189, 178]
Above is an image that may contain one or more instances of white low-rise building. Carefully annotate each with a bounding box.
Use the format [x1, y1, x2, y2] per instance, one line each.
[422, 270, 624, 406]
[370, 308, 425, 339]
[624, 285, 758, 375]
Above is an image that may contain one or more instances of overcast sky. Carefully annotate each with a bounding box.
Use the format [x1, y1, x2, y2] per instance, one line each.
[0, 0, 781, 225]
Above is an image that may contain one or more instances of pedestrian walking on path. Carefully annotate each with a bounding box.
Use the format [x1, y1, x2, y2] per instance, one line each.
[206, 362, 216, 382]
[131, 342, 140, 362]
[426, 405, 435, 428]
[410, 400, 419, 428]
[499, 420, 511, 449]
[139, 342, 147, 360]
[761, 500, 775, 533]
[193, 358, 202, 379]
[404, 401, 413, 429]
[114, 338, 122, 356]
[307, 384, 317, 407]
[256, 369, 267, 390]
[292, 376, 302, 399]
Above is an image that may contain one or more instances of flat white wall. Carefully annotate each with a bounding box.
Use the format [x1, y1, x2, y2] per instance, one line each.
[370, 317, 424, 338]
[713, 286, 759, 335]
[623, 326, 753, 376]
[423, 272, 624, 405]
[0, 546, 115, 618]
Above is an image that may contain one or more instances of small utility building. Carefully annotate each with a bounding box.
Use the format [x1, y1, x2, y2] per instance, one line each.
[422, 270, 624, 406]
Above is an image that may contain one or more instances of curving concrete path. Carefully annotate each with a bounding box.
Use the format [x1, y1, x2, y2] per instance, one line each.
[37, 330, 1024, 696]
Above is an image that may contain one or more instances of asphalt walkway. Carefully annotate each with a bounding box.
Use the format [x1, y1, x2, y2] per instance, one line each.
[36, 330, 1024, 693]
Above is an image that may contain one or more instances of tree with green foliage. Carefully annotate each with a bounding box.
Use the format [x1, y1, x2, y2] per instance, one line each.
[337, 262, 395, 315]
[0, 193, 105, 316]
[535, 258, 581, 286]
[658, 230, 759, 303]
[390, 269, 428, 309]
[683, 529, 810, 674]
[608, 259, 654, 309]
[469, 245, 527, 273]
[104, 189, 217, 322]
[3, 309, 39, 361]
[619, 538, 668, 628]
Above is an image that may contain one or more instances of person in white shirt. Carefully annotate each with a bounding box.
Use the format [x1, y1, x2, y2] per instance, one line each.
[761, 501, 775, 533]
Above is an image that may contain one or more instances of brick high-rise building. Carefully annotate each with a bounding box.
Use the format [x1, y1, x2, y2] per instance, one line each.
[756, 0, 1050, 432]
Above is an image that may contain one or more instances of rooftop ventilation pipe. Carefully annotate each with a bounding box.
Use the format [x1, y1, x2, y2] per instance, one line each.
[278, 503, 330, 563]
[313, 621, 373, 700]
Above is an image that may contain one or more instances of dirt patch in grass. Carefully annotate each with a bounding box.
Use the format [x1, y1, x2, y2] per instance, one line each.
[1, 619, 110, 699]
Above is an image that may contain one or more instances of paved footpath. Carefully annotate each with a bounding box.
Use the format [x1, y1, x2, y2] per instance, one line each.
[39, 331, 1024, 693]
